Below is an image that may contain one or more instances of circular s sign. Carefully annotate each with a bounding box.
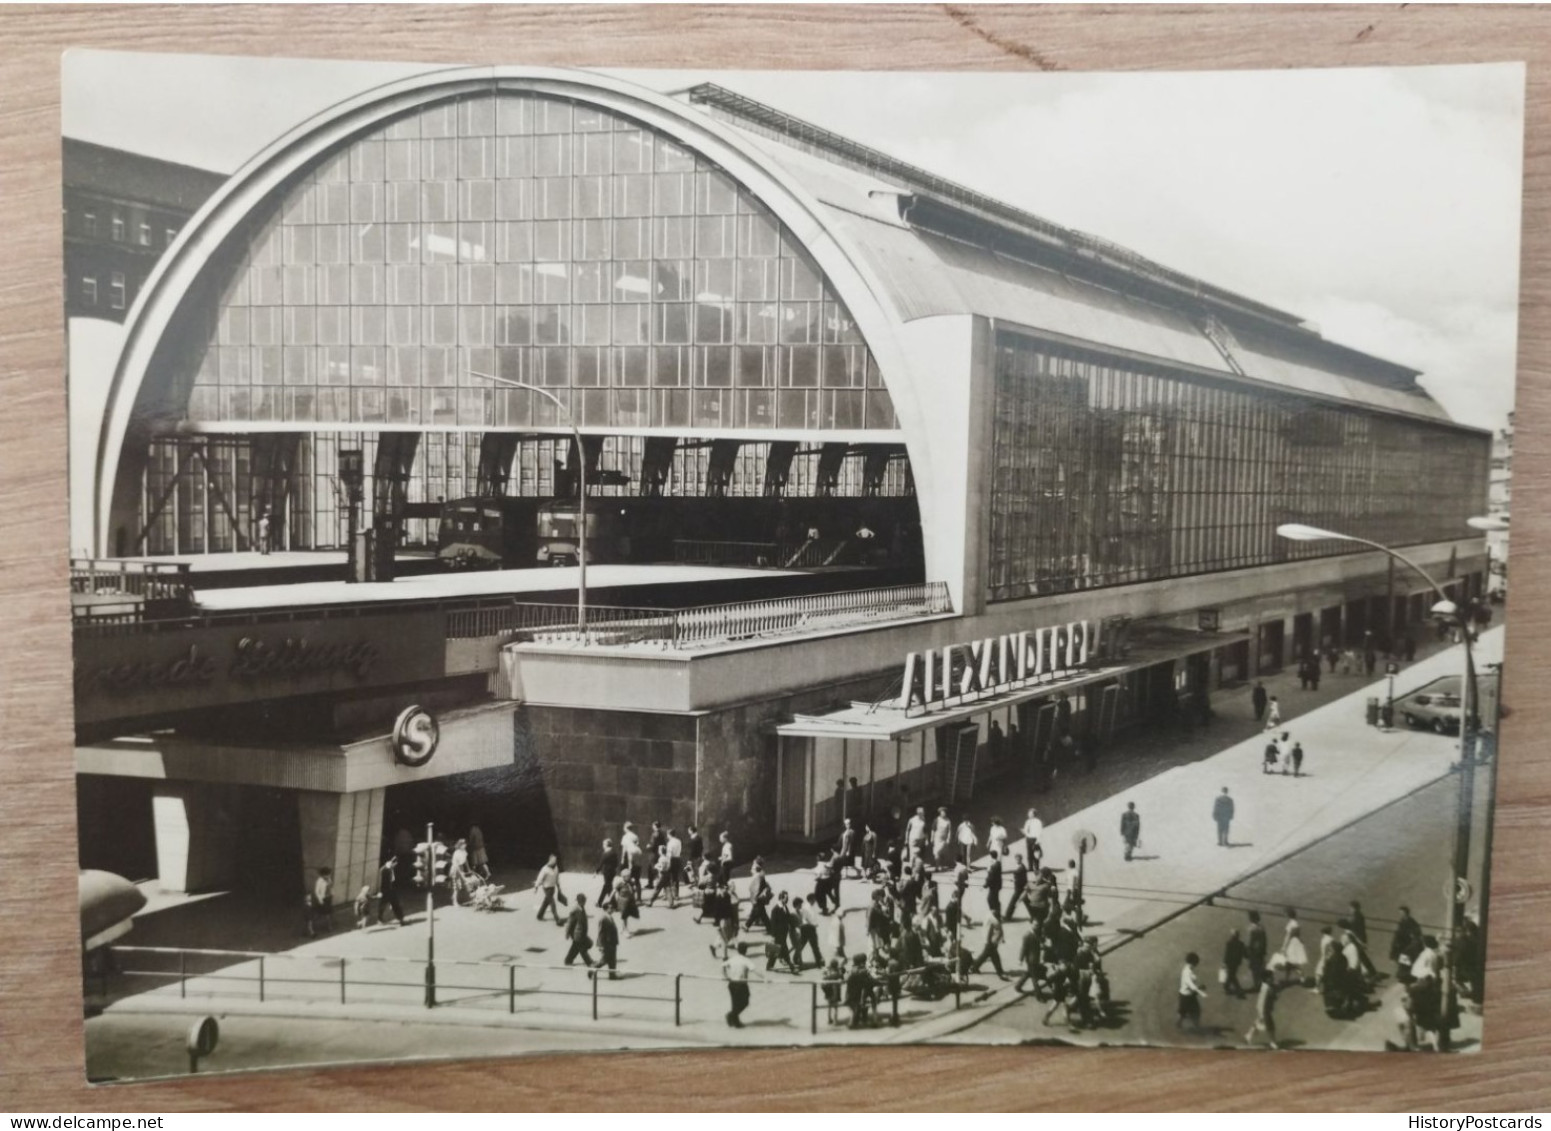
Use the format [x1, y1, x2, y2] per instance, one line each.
[392, 705, 440, 768]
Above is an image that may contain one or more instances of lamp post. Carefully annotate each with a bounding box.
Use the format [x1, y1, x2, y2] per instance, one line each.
[469, 371, 587, 633]
[1276, 522, 1479, 1050]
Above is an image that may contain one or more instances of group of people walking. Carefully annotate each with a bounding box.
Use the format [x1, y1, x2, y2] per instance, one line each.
[1180, 900, 1443, 1050]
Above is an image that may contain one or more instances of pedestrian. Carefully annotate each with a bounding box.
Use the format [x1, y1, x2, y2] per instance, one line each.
[1309, 664, 1321, 692]
[984, 850, 1004, 920]
[987, 817, 1009, 859]
[971, 914, 1007, 978]
[906, 806, 928, 863]
[353, 884, 374, 929]
[533, 853, 565, 923]
[1245, 957, 1284, 1048]
[1222, 928, 1247, 998]
[1252, 680, 1268, 722]
[1410, 935, 1443, 1040]
[256, 507, 272, 555]
[1014, 921, 1043, 994]
[1280, 908, 1308, 985]
[1264, 696, 1282, 731]
[793, 896, 824, 969]
[1262, 739, 1280, 775]
[646, 821, 667, 893]
[722, 948, 758, 1028]
[766, 892, 798, 973]
[596, 906, 620, 979]
[450, 838, 473, 906]
[1246, 910, 1268, 989]
[621, 822, 643, 892]
[745, 857, 772, 928]
[955, 816, 979, 863]
[861, 823, 879, 878]
[1021, 807, 1044, 853]
[376, 855, 405, 926]
[717, 830, 734, 886]
[844, 953, 875, 1029]
[467, 825, 490, 880]
[614, 872, 640, 936]
[1212, 787, 1235, 847]
[661, 828, 683, 906]
[1403, 635, 1417, 663]
[562, 893, 595, 967]
[1326, 643, 1340, 673]
[1007, 852, 1029, 922]
[1120, 801, 1141, 861]
[1298, 659, 1311, 692]
[305, 867, 334, 937]
[931, 808, 952, 869]
[685, 825, 704, 874]
[1365, 644, 1378, 677]
[1391, 904, 1423, 983]
[821, 956, 845, 1024]
[1291, 742, 1304, 777]
[837, 818, 857, 879]
[1177, 951, 1208, 1032]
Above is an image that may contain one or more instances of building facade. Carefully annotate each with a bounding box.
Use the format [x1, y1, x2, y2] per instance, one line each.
[73, 68, 1492, 896]
[63, 140, 227, 323]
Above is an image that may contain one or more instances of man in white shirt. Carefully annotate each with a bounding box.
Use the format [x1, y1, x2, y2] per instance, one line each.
[663, 827, 684, 903]
[1022, 808, 1044, 848]
[533, 853, 564, 923]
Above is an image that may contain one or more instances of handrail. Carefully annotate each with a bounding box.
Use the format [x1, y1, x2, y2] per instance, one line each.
[104, 943, 970, 1030]
[79, 580, 955, 651]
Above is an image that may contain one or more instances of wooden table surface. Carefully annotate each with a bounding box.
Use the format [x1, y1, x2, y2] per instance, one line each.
[3, 4, 1548, 1111]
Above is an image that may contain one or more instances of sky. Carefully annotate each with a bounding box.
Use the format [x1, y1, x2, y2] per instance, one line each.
[62, 50, 1525, 431]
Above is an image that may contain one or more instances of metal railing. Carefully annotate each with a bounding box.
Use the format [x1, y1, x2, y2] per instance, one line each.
[673, 540, 781, 567]
[100, 944, 973, 1035]
[74, 576, 952, 651]
[70, 558, 193, 603]
[668, 582, 952, 648]
[510, 581, 953, 651]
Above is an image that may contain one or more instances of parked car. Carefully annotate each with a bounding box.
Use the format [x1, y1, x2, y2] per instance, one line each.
[1397, 688, 1463, 734]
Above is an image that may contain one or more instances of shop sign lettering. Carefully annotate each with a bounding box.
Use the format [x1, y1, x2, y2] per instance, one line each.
[900, 620, 1096, 715]
[77, 634, 381, 697]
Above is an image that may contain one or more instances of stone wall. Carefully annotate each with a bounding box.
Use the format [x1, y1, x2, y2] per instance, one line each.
[524, 704, 697, 867]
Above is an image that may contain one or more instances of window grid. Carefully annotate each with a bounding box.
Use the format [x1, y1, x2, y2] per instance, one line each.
[141, 432, 910, 552]
[184, 90, 893, 433]
[987, 332, 1490, 602]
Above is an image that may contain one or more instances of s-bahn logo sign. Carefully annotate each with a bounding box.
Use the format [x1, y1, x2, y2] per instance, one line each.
[391, 705, 440, 768]
[900, 620, 1096, 716]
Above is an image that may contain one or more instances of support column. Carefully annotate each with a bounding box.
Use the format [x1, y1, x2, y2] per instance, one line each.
[151, 783, 238, 894]
[298, 788, 386, 905]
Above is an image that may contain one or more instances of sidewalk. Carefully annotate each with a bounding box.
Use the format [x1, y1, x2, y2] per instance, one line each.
[97, 631, 1498, 1048]
[900, 628, 1501, 1042]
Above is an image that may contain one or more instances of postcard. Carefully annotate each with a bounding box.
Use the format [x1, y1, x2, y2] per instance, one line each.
[65, 51, 1521, 1078]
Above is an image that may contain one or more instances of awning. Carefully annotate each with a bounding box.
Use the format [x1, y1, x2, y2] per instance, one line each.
[775, 623, 1248, 741]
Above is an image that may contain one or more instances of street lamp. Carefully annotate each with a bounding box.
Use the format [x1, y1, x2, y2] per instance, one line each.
[1276, 522, 1480, 1049]
[469, 371, 588, 634]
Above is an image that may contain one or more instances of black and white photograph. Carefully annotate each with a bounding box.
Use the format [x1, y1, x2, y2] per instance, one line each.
[64, 51, 1523, 1079]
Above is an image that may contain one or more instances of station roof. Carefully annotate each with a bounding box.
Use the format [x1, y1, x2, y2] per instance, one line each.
[687, 83, 1458, 427]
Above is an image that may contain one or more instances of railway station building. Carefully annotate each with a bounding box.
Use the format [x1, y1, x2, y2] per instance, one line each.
[73, 67, 1492, 900]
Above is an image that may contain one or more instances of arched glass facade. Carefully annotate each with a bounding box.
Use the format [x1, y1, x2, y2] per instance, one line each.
[181, 91, 894, 433]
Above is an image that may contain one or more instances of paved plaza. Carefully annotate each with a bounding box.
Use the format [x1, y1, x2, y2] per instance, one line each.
[89, 628, 1499, 1059]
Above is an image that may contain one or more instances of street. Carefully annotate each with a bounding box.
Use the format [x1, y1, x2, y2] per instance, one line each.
[949, 770, 1490, 1051]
